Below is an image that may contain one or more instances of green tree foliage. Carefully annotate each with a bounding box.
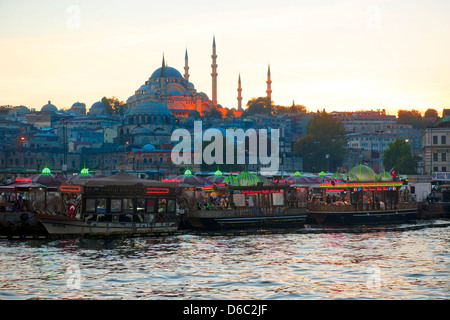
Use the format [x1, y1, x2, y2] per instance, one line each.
[293, 111, 348, 172]
[101, 96, 127, 116]
[382, 138, 418, 175]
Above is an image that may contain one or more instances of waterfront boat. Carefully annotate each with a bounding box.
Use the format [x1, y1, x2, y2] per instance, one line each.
[417, 184, 450, 219]
[0, 179, 50, 235]
[179, 171, 308, 230]
[306, 165, 417, 225]
[37, 170, 180, 236]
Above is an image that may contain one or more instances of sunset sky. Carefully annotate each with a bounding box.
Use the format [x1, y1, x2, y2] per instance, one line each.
[1, 0, 449, 116]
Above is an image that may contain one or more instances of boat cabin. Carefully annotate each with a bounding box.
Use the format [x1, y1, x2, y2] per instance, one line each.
[58, 171, 179, 223]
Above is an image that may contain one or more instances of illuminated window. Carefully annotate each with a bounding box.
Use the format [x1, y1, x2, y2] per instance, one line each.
[96, 198, 106, 212]
[137, 199, 145, 212]
[110, 199, 122, 212]
[158, 199, 167, 213]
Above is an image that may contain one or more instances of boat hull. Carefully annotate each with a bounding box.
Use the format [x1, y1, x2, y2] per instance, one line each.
[187, 208, 308, 230]
[0, 212, 48, 235]
[37, 215, 179, 237]
[307, 208, 417, 225]
[417, 202, 450, 219]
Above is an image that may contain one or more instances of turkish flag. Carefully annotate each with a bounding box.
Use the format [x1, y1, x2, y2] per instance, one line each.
[389, 168, 397, 178]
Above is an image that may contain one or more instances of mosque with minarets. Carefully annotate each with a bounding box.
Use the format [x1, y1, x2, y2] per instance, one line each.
[125, 35, 225, 118]
[35, 36, 274, 148]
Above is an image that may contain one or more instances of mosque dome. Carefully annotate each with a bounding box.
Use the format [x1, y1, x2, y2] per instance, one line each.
[170, 90, 183, 96]
[71, 102, 85, 108]
[142, 144, 156, 151]
[131, 126, 151, 135]
[41, 101, 58, 112]
[71, 102, 86, 115]
[89, 101, 107, 116]
[137, 84, 150, 91]
[349, 164, 377, 182]
[128, 100, 172, 116]
[150, 66, 183, 79]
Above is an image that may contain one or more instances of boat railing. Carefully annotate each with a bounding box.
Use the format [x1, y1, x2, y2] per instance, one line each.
[308, 201, 416, 212]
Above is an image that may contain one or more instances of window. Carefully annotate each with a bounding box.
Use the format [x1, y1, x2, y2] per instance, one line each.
[146, 199, 156, 212]
[441, 136, 446, 145]
[442, 153, 447, 162]
[433, 153, 438, 162]
[110, 199, 122, 212]
[137, 199, 145, 212]
[86, 198, 96, 212]
[433, 136, 438, 144]
[158, 199, 167, 213]
[96, 198, 106, 212]
[123, 198, 134, 213]
[443, 167, 447, 172]
[247, 195, 256, 207]
[272, 193, 284, 206]
[233, 194, 245, 207]
[433, 167, 438, 172]
[167, 199, 176, 213]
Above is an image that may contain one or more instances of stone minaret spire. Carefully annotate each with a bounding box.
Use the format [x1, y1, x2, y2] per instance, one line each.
[184, 48, 190, 82]
[237, 73, 243, 111]
[211, 35, 218, 108]
[266, 64, 272, 107]
[160, 54, 167, 106]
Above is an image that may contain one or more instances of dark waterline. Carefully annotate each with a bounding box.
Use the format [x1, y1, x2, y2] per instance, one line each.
[0, 221, 449, 300]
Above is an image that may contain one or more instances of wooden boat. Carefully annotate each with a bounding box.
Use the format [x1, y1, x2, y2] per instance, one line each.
[37, 171, 180, 237]
[417, 184, 450, 219]
[0, 179, 50, 236]
[180, 182, 308, 230]
[306, 166, 417, 225]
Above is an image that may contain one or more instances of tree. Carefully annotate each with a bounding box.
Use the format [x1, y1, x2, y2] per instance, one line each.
[273, 103, 307, 115]
[382, 138, 418, 175]
[101, 96, 127, 116]
[293, 111, 348, 172]
[225, 109, 235, 118]
[424, 108, 439, 119]
[203, 107, 222, 119]
[241, 97, 271, 117]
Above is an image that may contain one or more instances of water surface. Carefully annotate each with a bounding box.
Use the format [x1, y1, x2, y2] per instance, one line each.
[0, 222, 448, 299]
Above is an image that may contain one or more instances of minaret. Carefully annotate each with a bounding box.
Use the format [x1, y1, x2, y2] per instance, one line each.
[266, 64, 272, 108]
[237, 73, 243, 111]
[160, 54, 167, 106]
[211, 35, 218, 108]
[184, 48, 190, 82]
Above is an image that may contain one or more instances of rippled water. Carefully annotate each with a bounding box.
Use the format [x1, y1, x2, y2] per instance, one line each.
[0, 222, 449, 300]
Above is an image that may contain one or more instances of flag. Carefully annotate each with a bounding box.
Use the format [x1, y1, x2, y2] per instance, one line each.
[389, 167, 397, 178]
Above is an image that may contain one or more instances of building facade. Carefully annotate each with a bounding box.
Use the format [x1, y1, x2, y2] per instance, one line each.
[422, 116, 450, 175]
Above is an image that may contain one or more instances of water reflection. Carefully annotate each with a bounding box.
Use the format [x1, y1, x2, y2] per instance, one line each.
[0, 224, 449, 299]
